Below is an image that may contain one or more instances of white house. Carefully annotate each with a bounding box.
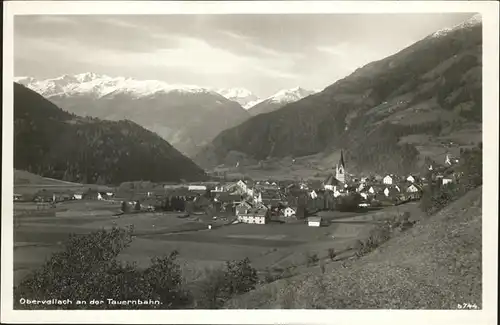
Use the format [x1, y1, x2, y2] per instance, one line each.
[188, 185, 207, 191]
[309, 190, 318, 199]
[406, 175, 416, 183]
[73, 193, 83, 200]
[383, 175, 394, 185]
[283, 207, 296, 217]
[442, 178, 453, 186]
[307, 217, 322, 227]
[360, 192, 369, 200]
[97, 192, 103, 200]
[407, 184, 421, 193]
[237, 208, 268, 225]
[211, 185, 225, 193]
[333, 188, 343, 198]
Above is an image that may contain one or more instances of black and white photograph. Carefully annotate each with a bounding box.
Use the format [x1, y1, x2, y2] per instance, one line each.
[2, 1, 498, 324]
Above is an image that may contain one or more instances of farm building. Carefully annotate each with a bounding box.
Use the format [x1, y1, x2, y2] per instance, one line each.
[235, 201, 254, 216]
[406, 184, 421, 193]
[383, 175, 394, 185]
[73, 193, 83, 200]
[406, 175, 417, 183]
[442, 178, 453, 186]
[237, 207, 269, 225]
[282, 206, 296, 217]
[14, 194, 23, 201]
[307, 216, 322, 227]
[188, 185, 207, 191]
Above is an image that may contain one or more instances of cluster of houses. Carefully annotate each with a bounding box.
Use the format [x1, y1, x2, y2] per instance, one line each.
[13, 188, 115, 204]
[15, 150, 462, 228]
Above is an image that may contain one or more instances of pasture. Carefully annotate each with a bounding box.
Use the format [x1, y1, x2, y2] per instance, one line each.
[13, 197, 416, 286]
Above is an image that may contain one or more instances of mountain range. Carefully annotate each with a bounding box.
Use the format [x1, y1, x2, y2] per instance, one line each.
[195, 14, 483, 176]
[247, 87, 318, 116]
[13, 83, 207, 184]
[15, 74, 315, 157]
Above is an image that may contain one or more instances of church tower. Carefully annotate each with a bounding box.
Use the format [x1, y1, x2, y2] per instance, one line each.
[335, 150, 347, 183]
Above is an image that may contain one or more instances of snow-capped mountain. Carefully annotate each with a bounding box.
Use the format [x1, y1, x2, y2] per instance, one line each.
[430, 13, 482, 38]
[247, 87, 318, 116]
[216, 87, 260, 109]
[14, 73, 215, 99]
[14, 73, 251, 157]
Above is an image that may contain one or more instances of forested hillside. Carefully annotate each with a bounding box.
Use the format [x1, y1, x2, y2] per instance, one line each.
[14, 83, 207, 184]
[196, 16, 482, 175]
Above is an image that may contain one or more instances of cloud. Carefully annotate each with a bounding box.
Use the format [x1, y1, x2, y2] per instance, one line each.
[14, 13, 476, 96]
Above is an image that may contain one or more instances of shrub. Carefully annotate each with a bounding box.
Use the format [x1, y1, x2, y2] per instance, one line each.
[306, 253, 319, 267]
[192, 267, 228, 309]
[192, 258, 258, 309]
[327, 248, 337, 261]
[336, 193, 362, 212]
[121, 201, 129, 213]
[14, 226, 190, 309]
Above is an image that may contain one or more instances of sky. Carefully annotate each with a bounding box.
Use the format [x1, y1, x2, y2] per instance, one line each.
[14, 13, 475, 98]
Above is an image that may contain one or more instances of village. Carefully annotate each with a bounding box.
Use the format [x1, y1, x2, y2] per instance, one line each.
[14, 150, 462, 229]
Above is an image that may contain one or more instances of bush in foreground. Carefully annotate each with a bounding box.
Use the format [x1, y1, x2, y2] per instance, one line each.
[14, 226, 190, 309]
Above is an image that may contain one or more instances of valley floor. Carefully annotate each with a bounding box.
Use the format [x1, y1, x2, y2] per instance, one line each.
[13, 199, 419, 286]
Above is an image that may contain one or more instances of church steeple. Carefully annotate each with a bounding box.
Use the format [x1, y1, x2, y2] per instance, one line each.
[339, 149, 345, 169]
[335, 150, 346, 183]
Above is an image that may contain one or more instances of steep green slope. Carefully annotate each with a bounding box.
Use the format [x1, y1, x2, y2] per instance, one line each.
[226, 186, 482, 309]
[14, 83, 207, 184]
[196, 18, 482, 175]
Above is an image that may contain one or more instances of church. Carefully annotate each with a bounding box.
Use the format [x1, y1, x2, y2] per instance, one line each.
[323, 150, 348, 191]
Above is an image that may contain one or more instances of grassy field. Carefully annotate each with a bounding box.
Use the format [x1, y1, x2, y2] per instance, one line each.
[13, 194, 411, 286]
[226, 187, 482, 309]
[14, 169, 113, 195]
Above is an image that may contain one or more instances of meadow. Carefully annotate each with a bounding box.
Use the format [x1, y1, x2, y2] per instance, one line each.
[13, 195, 419, 286]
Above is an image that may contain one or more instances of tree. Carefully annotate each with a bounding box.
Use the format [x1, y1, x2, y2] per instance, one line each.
[327, 248, 337, 261]
[224, 257, 258, 296]
[336, 193, 362, 212]
[306, 252, 319, 267]
[121, 201, 129, 213]
[134, 200, 141, 212]
[142, 251, 192, 308]
[192, 268, 228, 309]
[14, 226, 191, 310]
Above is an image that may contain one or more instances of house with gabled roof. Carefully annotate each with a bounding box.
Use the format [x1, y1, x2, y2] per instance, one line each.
[323, 174, 341, 191]
[237, 206, 269, 224]
[383, 175, 394, 185]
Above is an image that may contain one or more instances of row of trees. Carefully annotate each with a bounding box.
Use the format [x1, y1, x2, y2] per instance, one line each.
[14, 227, 258, 310]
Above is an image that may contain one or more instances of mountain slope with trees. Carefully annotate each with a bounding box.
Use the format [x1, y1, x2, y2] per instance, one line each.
[16, 74, 251, 157]
[195, 16, 482, 175]
[14, 83, 207, 184]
